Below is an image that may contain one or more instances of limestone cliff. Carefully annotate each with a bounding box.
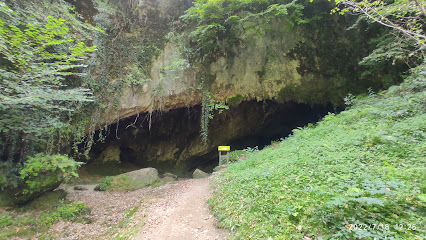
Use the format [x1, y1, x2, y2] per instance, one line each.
[83, 0, 402, 127]
[76, 0, 405, 171]
[89, 101, 335, 174]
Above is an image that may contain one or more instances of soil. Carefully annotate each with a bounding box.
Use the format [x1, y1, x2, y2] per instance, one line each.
[134, 174, 229, 240]
[45, 173, 229, 240]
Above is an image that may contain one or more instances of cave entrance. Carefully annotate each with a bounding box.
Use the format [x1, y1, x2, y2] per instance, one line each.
[82, 100, 337, 177]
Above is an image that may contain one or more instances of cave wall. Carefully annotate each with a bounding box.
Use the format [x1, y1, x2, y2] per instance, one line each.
[89, 101, 334, 174]
[73, 0, 405, 171]
[81, 0, 404, 126]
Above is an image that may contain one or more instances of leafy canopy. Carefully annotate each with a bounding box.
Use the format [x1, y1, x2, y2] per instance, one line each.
[0, 0, 99, 190]
[0, 1, 98, 161]
[181, 0, 310, 64]
[330, 0, 425, 68]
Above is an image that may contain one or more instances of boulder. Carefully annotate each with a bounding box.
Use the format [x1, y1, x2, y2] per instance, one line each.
[99, 168, 159, 191]
[192, 169, 209, 179]
[25, 190, 67, 211]
[97, 145, 120, 163]
[161, 176, 177, 183]
[73, 186, 88, 191]
[163, 172, 178, 180]
[0, 169, 64, 206]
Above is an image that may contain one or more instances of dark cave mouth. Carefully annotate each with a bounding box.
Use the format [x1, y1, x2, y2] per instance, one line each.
[85, 100, 339, 177]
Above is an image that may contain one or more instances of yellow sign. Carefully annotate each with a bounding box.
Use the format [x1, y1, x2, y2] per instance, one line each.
[218, 146, 230, 151]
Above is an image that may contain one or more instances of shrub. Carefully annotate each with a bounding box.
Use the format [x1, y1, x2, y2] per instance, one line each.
[98, 176, 114, 191]
[20, 154, 83, 195]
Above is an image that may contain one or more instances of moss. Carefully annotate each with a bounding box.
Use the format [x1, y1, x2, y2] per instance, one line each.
[0, 189, 14, 207]
[87, 0, 192, 124]
[227, 94, 244, 107]
[98, 168, 160, 192]
[21, 190, 67, 212]
[17, 170, 64, 205]
[277, 84, 304, 103]
[0, 169, 65, 207]
[108, 175, 158, 191]
[97, 176, 113, 191]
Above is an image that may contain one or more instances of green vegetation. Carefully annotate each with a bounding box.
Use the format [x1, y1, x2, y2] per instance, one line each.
[97, 175, 114, 191]
[108, 198, 149, 240]
[0, 200, 89, 239]
[85, 0, 189, 119]
[227, 94, 244, 107]
[209, 73, 425, 239]
[200, 83, 230, 143]
[0, 0, 98, 158]
[181, 0, 310, 65]
[1, 154, 82, 206]
[97, 174, 158, 192]
[332, 0, 425, 79]
[0, 0, 98, 195]
[180, 0, 318, 141]
[20, 154, 82, 194]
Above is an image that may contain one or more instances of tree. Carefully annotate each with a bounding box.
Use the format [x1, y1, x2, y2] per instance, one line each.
[0, 0, 99, 189]
[331, 0, 425, 67]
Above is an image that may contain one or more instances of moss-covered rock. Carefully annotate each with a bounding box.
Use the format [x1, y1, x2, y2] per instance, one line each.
[0, 169, 64, 206]
[192, 169, 209, 179]
[23, 190, 67, 211]
[96, 145, 120, 163]
[227, 94, 244, 107]
[98, 168, 159, 191]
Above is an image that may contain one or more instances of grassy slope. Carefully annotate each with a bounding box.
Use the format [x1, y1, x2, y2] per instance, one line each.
[209, 76, 425, 240]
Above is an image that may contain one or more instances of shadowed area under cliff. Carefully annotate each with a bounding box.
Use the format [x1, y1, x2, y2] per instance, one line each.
[86, 100, 338, 175]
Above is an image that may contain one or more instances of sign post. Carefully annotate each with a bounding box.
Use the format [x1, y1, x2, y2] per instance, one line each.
[218, 146, 230, 165]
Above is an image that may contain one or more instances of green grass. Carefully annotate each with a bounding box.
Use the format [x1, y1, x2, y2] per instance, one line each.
[209, 76, 426, 240]
[0, 199, 90, 239]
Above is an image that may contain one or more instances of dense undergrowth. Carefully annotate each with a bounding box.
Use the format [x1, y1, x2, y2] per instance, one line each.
[209, 72, 426, 239]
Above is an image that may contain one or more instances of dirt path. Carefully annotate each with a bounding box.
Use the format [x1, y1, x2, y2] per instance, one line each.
[134, 175, 229, 240]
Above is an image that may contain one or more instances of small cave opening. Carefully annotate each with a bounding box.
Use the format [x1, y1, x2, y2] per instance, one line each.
[81, 100, 339, 178]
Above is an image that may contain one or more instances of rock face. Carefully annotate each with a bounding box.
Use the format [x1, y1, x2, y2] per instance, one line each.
[161, 176, 177, 183]
[125, 168, 159, 185]
[84, 0, 404, 127]
[192, 169, 209, 179]
[163, 172, 178, 180]
[89, 100, 335, 174]
[0, 170, 64, 206]
[78, 0, 405, 172]
[96, 145, 120, 163]
[105, 168, 159, 191]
